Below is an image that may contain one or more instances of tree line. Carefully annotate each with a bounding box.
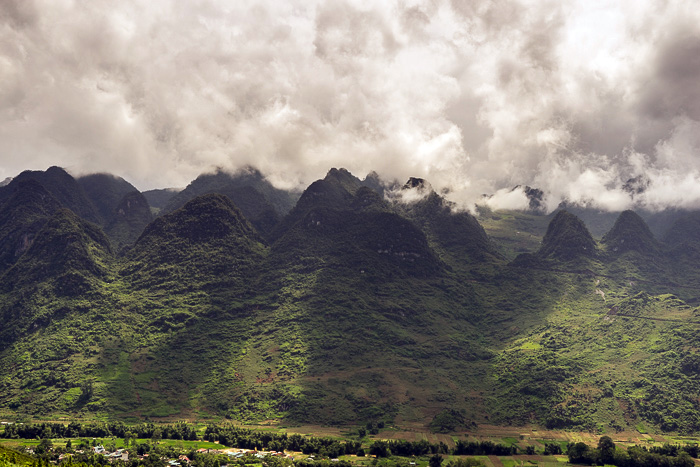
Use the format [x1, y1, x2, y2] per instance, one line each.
[568, 436, 697, 467]
[2, 422, 197, 442]
[3, 421, 518, 459]
[203, 424, 518, 458]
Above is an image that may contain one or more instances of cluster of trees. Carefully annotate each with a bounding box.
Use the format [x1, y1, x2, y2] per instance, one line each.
[568, 436, 696, 467]
[203, 425, 361, 458]
[452, 441, 518, 456]
[648, 444, 700, 458]
[357, 421, 385, 437]
[3, 422, 197, 442]
[372, 439, 446, 457]
[366, 439, 518, 458]
[543, 443, 562, 455]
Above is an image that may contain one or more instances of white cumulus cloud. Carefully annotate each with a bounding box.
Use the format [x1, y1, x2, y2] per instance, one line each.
[0, 0, 698, 213]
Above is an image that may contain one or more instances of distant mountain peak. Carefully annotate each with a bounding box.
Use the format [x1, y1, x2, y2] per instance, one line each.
[403, 177, 431, 191]
[45, 165, 69, 175]
[663, 211, 700, 261]
[142, 193, 261, 244]
[515, 185, 545, 212]
[162, 166, 298, 236]
[2, 166, 102, 225]
[364, 170, 381, 182]
[323, 168, 363, 193]
[234, 164, 264, 177]
[361, 171, 386, 196]
[538, 210, 596, 260]
[601, 210, 659, 255]
[125, 193, 265, 291]
[385, 177, 434, 205]
[623, 175, 650, 196]
[325, 167, 354, 178]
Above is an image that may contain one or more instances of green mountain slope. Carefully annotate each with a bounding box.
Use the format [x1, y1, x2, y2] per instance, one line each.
[123, 193, 265, 293]
[243, 172, 487, 425]
[2, 167, 700, 435]
[539, 210, 597, 261]
[664, 212, 700, 260]
[97, 194, 270, 417]
[396, 182, 502, 271]
[0, 208, 112, 297]
[483, 208, 700, 434]
[600, 210, 668, 280]
[601, 210, 661, 256]
[0, 180, 63, 274]
[0, 208, 115, 414]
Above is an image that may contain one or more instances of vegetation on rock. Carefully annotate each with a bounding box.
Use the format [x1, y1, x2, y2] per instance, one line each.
[1, 166, 700, 435]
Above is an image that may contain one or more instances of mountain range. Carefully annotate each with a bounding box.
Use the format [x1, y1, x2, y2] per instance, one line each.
[0, 166, 699, 435]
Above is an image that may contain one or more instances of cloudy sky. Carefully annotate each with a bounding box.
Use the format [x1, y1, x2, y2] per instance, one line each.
[1, 0, 699, 211]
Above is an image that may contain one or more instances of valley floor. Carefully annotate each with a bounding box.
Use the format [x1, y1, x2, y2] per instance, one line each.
[281, 424, 700, 450]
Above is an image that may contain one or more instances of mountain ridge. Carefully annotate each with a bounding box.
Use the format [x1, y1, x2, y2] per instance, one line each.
[0, 166, 700, 434]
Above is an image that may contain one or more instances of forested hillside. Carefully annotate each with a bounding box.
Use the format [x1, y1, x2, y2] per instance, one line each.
[0, 167, 699, 434]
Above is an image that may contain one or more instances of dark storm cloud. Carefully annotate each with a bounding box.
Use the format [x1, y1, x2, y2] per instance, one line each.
[640, 29, 700, 121]
[0, 0, 699, 211]
[0, 0, 38, 28]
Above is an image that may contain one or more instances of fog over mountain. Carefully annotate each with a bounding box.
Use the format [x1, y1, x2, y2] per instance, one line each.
[1, 0, 699, 212]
